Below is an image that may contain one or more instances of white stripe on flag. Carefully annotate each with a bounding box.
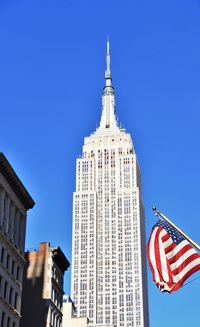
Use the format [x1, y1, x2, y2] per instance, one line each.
[170, 248, 197, 271]
[173, 257, 200, 282]
[163, 237, 173, 250]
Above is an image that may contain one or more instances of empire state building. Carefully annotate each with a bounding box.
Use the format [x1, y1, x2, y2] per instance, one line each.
[71, 41, 149, 327]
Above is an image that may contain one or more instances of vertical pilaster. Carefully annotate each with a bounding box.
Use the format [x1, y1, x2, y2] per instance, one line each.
[21, 215, 26, 253]
[15, 209, 20, 248]
[5, 196, 11, 234]
[10, 203, 15, 241]
[0, 187, 5, 227]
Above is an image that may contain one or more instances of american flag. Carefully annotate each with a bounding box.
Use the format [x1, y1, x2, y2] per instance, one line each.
[147, 219, 200, 293]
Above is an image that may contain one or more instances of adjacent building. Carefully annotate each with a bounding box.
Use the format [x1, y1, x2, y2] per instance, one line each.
[71, 42, 149, 327]
[63, 296, 89, 327]
[63, 296, 114, 327]
[0, 152, 35, 327]
[20, 242, 70, 327]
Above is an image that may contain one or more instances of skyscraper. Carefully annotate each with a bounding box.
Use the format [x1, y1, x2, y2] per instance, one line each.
[71, 41, 149, 327]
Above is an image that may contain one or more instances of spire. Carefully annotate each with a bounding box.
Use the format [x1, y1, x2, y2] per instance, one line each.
[105, 37, 111, 84]
[94, 39, 120, 135]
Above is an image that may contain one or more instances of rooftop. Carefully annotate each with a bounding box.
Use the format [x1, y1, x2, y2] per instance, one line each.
[0, 152, 35, 210]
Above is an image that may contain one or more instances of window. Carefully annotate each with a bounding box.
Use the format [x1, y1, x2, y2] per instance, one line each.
[14, 293, 18, 310]
[4, 281, 8, 299]
[9, 287, 13, 305]
[6, 254, 10, 270]
[16, 266, 20, 281]
[7, 317, 10, 327]
[53, 312, 56, 325]
[50, 309, 53, 325]
[1, 247, 5, 263]
[0, 275, 2, 293]
[1, 312, 5, 327]
[11, 261, 15, 276]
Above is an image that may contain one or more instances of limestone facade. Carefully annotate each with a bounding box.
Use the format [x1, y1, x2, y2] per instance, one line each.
[0, 152, 35, 327]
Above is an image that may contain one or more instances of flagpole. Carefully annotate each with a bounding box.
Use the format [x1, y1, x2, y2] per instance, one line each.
[152, 207, 200, 252]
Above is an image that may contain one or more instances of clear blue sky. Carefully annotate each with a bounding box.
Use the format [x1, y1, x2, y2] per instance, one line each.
[1, 0, 200, 326]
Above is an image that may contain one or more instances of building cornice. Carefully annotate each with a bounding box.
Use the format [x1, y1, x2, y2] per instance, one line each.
[52, 247, 70, 273]
[0, 153, 35, 210]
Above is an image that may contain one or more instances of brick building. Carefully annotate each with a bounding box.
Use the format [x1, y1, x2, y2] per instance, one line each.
[20, 242, 70, 327]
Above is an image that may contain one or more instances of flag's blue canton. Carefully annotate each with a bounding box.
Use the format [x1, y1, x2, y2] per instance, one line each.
[155, 219, 184, 244]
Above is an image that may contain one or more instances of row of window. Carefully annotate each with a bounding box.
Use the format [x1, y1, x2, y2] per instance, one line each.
[0, 275, 19, 310]
[52, 264, 63, 288]
[1, 311, 16, 327]
[51, 286, 63, 310]
[0, 187, 25, 252]
[49, 308, 62, 327]
[0, 246, 22, 282]
[77, 162, 136, 191]
[82, 147, 133, 158]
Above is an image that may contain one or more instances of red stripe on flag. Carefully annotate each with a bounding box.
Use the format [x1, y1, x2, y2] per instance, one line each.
[162, 233, 170, 242]
[165, 242, 176, 254]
